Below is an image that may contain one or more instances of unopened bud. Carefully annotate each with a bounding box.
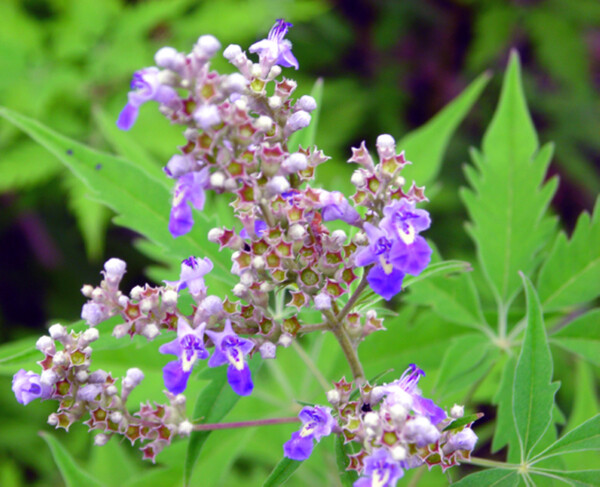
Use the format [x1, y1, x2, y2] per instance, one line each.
[376, 134, 396, 159]
[118, 295, 129, 307]
[155, 46, 182, 70]
[112, 324, 129, 339]
[48, 413, 59, 426]
[194, 105, 221, 130]
[162, 289, 178, 308]
[94, 433, 110, 446]
[268, 95, 282, 109]
[105, 385, 118, 396]
[364, 412, 380, 428]
[210, 171, 225, 189]
[110, 411, 123, 424]
[266, 176, 290, 196]
[331, 229, 347, 244]
[285, 110, 311, 134]
[326, 389, 340, 406]
[232, 283, 247, 297]
[314, 292, 331, 310]
[451, 404, 464, 419]
[195, 35, 221, 59]
[240, 271, 254, 286]
[281, 153, 308, 173]
[36, 336, 55, 354]
[391, 445, 407, 461]
[353, 232, 367, 245]
[178, 420, 194, 436]
[81, 328, 99, 344]
[351, 170, 366, 187]
[252, 256, 265, 270]
[250, 64, 262, 78]
[130, 285, 144, 300]
[200, 295, 223, 316]
[142, 324, 160, 340]
[207, 228, 224, 243]
[81, 284, 94, 298]
[225, 73, 248, 93]
[75, 370, 89, 383]
[174, 394, 186, 406]
[104, 258, 126, 279]
[259, 282, 274, 292]
[41, 370, 59, 387]
[277, 333, 293, 348]
[288, 224, 306, 241]
[49, 324, 67, 340]
[139, 298, 153, 314]
[297, 95, 317, 112]
[91, 288, 104, 302]
[166, 154, 193, 178]
[123, 368, 145, 390]
[224, 178, 238, 191]
[268, 65, 282, 79]
[223, 44, 242, 61]
[81, 303, 104, 326]
[255, 115, 272, 132]
[52, 351, 68, 367]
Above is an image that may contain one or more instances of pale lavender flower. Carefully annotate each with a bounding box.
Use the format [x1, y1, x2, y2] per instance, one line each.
[169, 168, 210, 237]
[249, 19, 299, 69]
[12, 369, 52, 405]
[317, 190, 361, 226]
[283, 406, 335, 461]
[354, 449, 404, 487]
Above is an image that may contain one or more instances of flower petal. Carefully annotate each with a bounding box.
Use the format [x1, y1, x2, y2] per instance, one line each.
[227, 362, 253, 396]
[283, 431, 314, 461]
[163, 360, 192, 394]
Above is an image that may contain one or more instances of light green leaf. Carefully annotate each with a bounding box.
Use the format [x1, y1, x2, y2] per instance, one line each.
[0, 141, 62, 192]
[334, 435, 358, 487]
[399, 71, 490, 187]
[88, 438, 139, 487]
[529, 415, 600, 464]
[513, 274, 560, 462]
[0, 106, 234, 291]
[550, 309, 600, 366]
[288, 77, 323, 152]
[452, 468, 520, 486]
[40, 432, 106, 487]
[461, 52, 557, 304]
[263, 457, 302, 487]
[537, 198, 600, 311]
[532, 469, 600, 487]
[184, 357, 262, 486]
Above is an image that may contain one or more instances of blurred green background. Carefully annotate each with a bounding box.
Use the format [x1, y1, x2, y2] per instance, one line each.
[0, 0, 598, 485]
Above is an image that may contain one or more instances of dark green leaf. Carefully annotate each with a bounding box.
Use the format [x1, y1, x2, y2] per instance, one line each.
[537, 198, 600, 311]
[461, 52, 557, 304]
[513, 274, 560, 461]
[40, 432, 105, 487]
[492, 356, 519, 460]
[262, 457, 302, 487]
[452, 468, 520, 486]
[335, 435, 358, 487]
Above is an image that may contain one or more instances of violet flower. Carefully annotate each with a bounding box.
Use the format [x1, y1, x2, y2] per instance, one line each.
[354, 449, 404, 487]
[159, 318, 209, 395]
[318, 190, 361, 226]
[117, 67, 179, 130]
[166, 256, 213, 297]
[12, 369, 52, 405]
[283, 406, 335, 461]
[249, 19, 299, 70]
[169, 168, 210, 237]
[206, 320, 254, 396]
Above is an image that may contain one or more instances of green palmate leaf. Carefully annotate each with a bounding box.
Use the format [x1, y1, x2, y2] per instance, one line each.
[262, 457, 302, 487]
[532, 469, 600, 487]
[492, 354, 518, 459]
[0, 106, 234, 290]
[288, 77, 323, 152]
[461, 52, 557, 305]
[40, 432, 106, 487]
[184, 357, 262, 486]
[433, 334, 498, 401]
[550, 309, 600, 366]
[529, 414, 600, 464]
[513, 274, 560, 462]
[537, 198, 600, 311]
[334, 435, 358, 487]
[452, 468, 520, 486]
[399, 71, 491, 187]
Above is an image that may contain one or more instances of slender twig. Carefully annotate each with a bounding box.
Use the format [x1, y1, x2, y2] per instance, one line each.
[193, 416, 299, 431]
[292, 340, 331, 392]
[336, 269, 370, 323]
[463, 457, 520, 470]
[323, 309, 365, 385]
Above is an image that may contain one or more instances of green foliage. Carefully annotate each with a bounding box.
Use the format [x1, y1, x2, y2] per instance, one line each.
[263, 457, 303, 487]
[550, 309, 600, 367]
[461, 52, 557, 305]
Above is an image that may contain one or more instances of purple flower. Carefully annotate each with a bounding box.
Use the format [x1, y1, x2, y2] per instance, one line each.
[12, 369, 52, 405]
[169, 168, 210, 237]
[117, 67, 179, 130]
[365, 265, 405, 302]
[159, 318, 209, 394]
[354, 449, 404, 487]
[284, 406, 335, 461]
[249, 19, 299, 70]
[166, 256, 213, 297]
[206, 320, 255, 396]
[318, 191, 361, 226]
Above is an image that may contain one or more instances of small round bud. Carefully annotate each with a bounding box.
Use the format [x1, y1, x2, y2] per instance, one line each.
[268, 95, 282, 109]
[224, 178, 238, 191]
[353, 232, 367, 245]
[94, 434, 110, 446]
[91, 288, 104, 302]
[48, 413, 59, 426]
[403, 416, 440, 447]
[391, 446, 407, 462]
[255, 115, 273, 132]
[174, 394, 187, 406]
[285, 110, 311, 134]
[155, 47, 179, 68]
[112, 324, 129, 339]
[139, 298, 153, 314]
[259, 282, 274, 292]
[252, 256, 265, 270]
[123, 368, 145, 389]
[250, 64, 262, 78]
[268, 65, 282, 78]
[194, 104, 221, 130]
[165, 154, 193, 178]
[118, 295, 129, 307]
[376, 134, 396, 160]
[142, 324, 160, 340]
[81, 284, 94, 298]
[110, 412, 123, 424]
[233, 98, 248, 111]
[225, 73, 248, 93]
[364, 412, 380, 428]
[195, 35, 221, 58]
[200, 295, 223, 316]
[266, 176, 290, 196]
[394, 175, 406, 187]
[314, 292, 332, 310]
[36, 336, 55, 354]
[210, 171, 225, 189]
[297, 95, 317, 112]
[82, 346, 93, 356]
[88, 370, 108, 383]
[40, 370, 59, 387]
[389, 404, 408, 422]
[277, 333, 293, 348]
[130, 285, 144, 300]
[207, 228, 224, 243]
[331, 229, 347, 244]
[178, 420, 194, 436]
[240, 271, 254, 286]
[104, 258, 126, 278]
[162, 289, 178, 308]
[49, 324, 67, 340]
[288, 224, 307, 241]
[105, 385, 118, 396]
[232, 283, 247, 297]
[223, 44, 242, 61]
[259, 342, 276, 359]
[52, 351, 68, 367]
[75, 370, 89, 383]
[281, 153, 308, 173]
[450, 404, 464, 419]
[81, 328, 99, 346]
[351, 170, 366, 187]
[326, 389, 340, 406]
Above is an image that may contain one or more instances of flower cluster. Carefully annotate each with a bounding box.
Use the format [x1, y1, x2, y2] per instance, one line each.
[283, 365, 478, 486]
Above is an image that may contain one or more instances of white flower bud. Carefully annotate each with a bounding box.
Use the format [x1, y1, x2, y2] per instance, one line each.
[47, 413, 59, 426]
[36, 335, 55, 354]
[224, 178, 238, 191]
[285, 110, 311, 134]
[288, 224, 307, 241]
[331, 229, 347, 245]
[123, 368, 145, 389]
[268, 65, 282, 79]
[389, 404, 408, 423]
[174, 394, 186, 406]
[403, 416, 440, 447]
[314, 292, 332, 310]
[444, 428, 478, 454]
[376, 134, 396, 159]
[277, 333, 293, 348]
[210, 171, 225, 189]
[200, 295, 223, 316]
[94, 433, 110, 446]
[266, 176, 290, 196]
[391, 445, 407, 461]
[75, 370, 89, 383]
[112, 324, 129, 339]
[88, 370, 108, 383]
[255, 115, 273, 132]
[83, 346, 93, 356]
[281, 153, 308, 173]
[142, 324, 160, 340]
[49, 324, 67, 340]
[195, 35, 221, 59]
[140, 298, 153, 314]
[207, 228, 224, 243]
[364, 412, 380, 428]
[225, 73, 248, 93]
[110, 412, 123, 424]
[259, 282, 274, 292]
[118, 295, 129, 307]
[240, 271, 254, 286]
[351, 170, 366, 187]
[178, 420, 194, 436]
[155, 47, 181, 69]
[81, 302, 104, 326]
[223, 44, 242, 61]
[194, 104, 221, 130]
[232, 283, 247, 297]
[250, 64, 262, 78]
[353, 232, 367, 245]
[166, 154, 193, 178]
[297, 95, 317, 112]
[81, 328, 99, 344]
[81, 284, 94, 298]
[252, 256, 265, 270]
[451, 404, 464, 419]
[268, 95, 282, 109]
[40, 370, 59, 387]
[104, 258, 126, 278]
[130, 285, 144, 300]
[105, 385, 118, 396]
[52, 351, 68, 367]
[162, 289, 178, 308]
[326, 389, 340, 406]
[91, 288, 104, 302]
[395, 175, 406, 187]
[259, 342, 276, 359]
[234, 98, 248, 111]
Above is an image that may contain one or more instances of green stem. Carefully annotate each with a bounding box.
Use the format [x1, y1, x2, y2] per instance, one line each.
[463, 457, 520, 470]
[323, 309, 365, 385]
[192, 416, 299, 431]
[336, 269, 370, 323]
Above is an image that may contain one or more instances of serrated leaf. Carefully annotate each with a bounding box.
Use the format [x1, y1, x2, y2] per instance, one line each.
[40, 432, 106, 487]
[537, 198, 600, 311]
[452, 468, 520, 486]
[184, 357, 262, 486]
[529, 414, 600, 464]
[532, 469, 600, 487]
[262, 457, 302, 487]
[550, 309, 600, 366]
[492, 355, 519, 459]
[334, 435, 358, 487]
[461, 52, 557, 304]
[513, 274, 560, 462]
[0, 106, 235, 292]
[399, 71, 491, 186]
[288, 77, 323, 152]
